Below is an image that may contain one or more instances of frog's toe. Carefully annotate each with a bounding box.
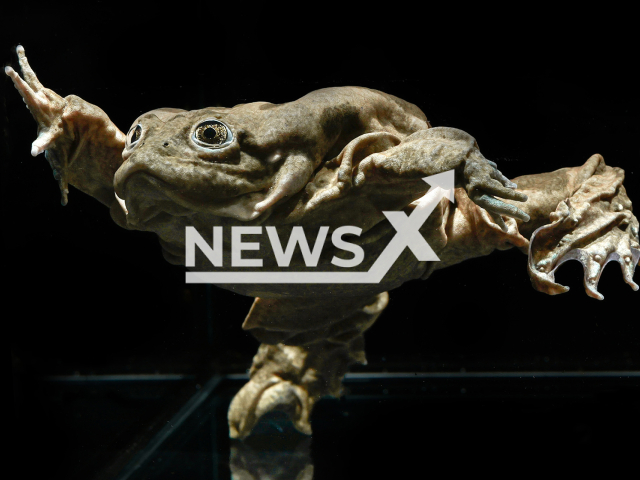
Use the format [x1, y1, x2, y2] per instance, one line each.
[488, 211, 508, 232]
[31, 126, 61, 157]
[474, 193, 530, 222]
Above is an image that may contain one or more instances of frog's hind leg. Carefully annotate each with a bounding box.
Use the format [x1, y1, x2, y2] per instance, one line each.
[438, 154, 639, 299]
[228, 292, 389, 439]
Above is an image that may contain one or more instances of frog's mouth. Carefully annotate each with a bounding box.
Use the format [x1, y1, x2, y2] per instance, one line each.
[113, 151, 316, 223]
[113, 172, 193, 228]
[114, 167, 273, 226]
[113, 150, 272, 224]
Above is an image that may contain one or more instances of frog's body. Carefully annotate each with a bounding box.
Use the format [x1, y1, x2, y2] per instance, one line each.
[111, 87, 435, 298]
[7, 47, 639, 439]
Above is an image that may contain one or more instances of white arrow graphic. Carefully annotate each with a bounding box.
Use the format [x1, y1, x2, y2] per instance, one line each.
[186, 170, 456, 284]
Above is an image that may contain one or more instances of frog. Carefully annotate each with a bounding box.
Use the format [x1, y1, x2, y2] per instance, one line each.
[6, 45, 639, 439]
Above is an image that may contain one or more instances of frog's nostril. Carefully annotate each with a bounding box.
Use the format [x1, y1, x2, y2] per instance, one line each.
[163, 142, 169, 147]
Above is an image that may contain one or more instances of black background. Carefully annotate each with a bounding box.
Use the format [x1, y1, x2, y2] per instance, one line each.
[3, 4, 639, 477]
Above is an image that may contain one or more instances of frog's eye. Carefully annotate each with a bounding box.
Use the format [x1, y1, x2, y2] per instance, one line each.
[128, 124, 142, 147]
[193, 120, 232, 148]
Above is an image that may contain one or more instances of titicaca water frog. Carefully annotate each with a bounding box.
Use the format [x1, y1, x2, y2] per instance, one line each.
[6, 45, 639, 439]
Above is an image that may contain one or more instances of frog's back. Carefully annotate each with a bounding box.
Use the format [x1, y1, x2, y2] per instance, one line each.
[222, 86, 431, 164]
[292, 86, 430, 135]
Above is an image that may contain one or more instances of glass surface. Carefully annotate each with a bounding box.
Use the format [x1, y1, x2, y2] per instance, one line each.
[112, 373, 640, 479]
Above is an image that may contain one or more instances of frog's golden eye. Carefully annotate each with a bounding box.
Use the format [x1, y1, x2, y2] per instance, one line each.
[129, 124, 142, 146]
[193, 120, 232, 148]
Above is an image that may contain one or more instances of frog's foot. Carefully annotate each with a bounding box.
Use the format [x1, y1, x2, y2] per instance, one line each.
[464, 157, 531, 231]
[228, 344, 317, 439]
[230, 293, 388, 439]
[228, 337, 366, 440]
[528, 157, 639, 299]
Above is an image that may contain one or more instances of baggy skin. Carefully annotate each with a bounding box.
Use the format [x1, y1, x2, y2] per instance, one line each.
[6, 46, 638, 439]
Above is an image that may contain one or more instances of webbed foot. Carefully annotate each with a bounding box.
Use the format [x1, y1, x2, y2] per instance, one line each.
[528, 156, 639, 299]
[228, 343, 326, 439]
[229, 338, 367, 439]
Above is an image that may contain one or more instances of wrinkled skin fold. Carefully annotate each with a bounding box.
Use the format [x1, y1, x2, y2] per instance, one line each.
[6, 46, 638, 440]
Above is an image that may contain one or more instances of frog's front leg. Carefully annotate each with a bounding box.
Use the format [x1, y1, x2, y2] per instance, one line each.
[228, 292, 388, 439]
[6, 46, 126, 206]
[354, 127, 530, 231]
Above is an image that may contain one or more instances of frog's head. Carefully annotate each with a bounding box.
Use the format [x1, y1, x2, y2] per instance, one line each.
[113, 105, 318, 226]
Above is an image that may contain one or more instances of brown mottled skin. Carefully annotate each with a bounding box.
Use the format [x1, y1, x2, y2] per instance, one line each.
[7, 47, 639, 439]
